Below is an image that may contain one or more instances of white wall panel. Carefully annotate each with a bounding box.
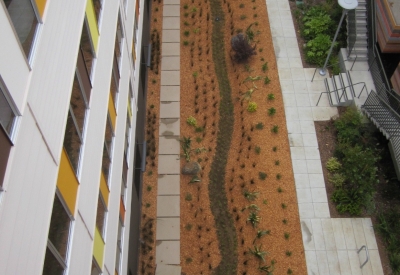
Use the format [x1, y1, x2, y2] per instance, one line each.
[27, 0, 86, 163]
[0, 4, 30, 113]
[0, 109, 57, 274]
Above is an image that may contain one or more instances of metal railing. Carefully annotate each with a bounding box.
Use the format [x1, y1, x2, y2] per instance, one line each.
[311, 54, 358, 82]
[357, 245, 370, 269]
[316, 82, 368, 106]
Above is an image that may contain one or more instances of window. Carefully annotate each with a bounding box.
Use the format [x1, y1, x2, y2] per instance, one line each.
[80, 21, 95, 79]
[0, 84, 17, 139]
[110, 66, 119, 108]
[115, 12, 124, 66]
[3, 0, 39, 60]
[43, 194, 72, 275]
[63, 73, 88, 174]
[115, 220, 124, 274]
[124, 115, 130, 159]
[92, 0, 103, 27]
[102, 115, 114, 182]
[91, 259, 102, 275]
[96, 194, 107, 237]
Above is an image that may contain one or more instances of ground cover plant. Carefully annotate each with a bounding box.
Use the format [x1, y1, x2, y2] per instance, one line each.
[180, 0, 307, 274]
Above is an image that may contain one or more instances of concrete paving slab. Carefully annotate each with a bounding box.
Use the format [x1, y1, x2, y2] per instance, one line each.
[164, 0, 180, 4]
[290, 146, 305, 160]
[293, 80, 308, 93]
[160, 101, 180, 118]
[299, 203, 315, 219]
[161, 71, 180, 85]
[295, 94, 311, 106]
[311, 219, 326, 250]
[156, 218, 180, 240]
[337, 251, 352, 274]
[160, 85, 180, 101]
[157, 195, 180, 217]
[155, 264, 181, 275]
[348, 250, 363, 275]
[162, 43, 180, 56]
[316, 251, 330, 274]
[306, 159, 323, 174]
[369, 250, 384, 275]
[156, 240, 180, 265]
[160, 118, 180, 136]
[304, 147, 320, 160]
[161, 56, 180, 71]
[277, 57, 290, 69]
[159, 136, 180, 154]
[313, 203, 330, 218]
[278, 68, 292, 80]
[308, 173, 325, 188]
[321, 219, 336, 251]
[286, 121, 301, 133]
[284, 37, 298, 48]
[331, 219, 347, 250]
[289, 133, 303, 147]
[163, 17, 180, 30]
[158, 175, 180, 195]
[311, 188, 328, 203]
[283, 94, 296, 106]
[312, 107, 338, 121]
[287, 47, 301, 58]
[342, 219, 357, 249]
[326, 250, 341, 274]
[162, 30, 180, 42]
[296, 188, 312, 204]
[163, 5, 180, 16]
[305, 251, 319, 274]
[292, 159, 307, 174]
[301, 219, 315, 250]
[280, 80, 294, 93]
[298, 107, 314, 120]
[158, 155, 180, 174]
[294, 174, 310, 189]
[351, 218, 367, 248]
[361, 218, 378, 250]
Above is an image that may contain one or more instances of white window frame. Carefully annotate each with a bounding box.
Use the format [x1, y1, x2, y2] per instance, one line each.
[0, 76, 20, 142]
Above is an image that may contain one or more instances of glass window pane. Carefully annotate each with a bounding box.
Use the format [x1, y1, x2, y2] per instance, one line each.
[80, 23, 94, 78]
[70, 74, 86, 135]
[92, 0, 102, 25]
[104, 117, 113, 153]
[96, 195, 106, 236]
[102, 144, 111, 181]
[48, 195, 71, 261]
[42, 248, 65, 275]
[110, 69, 118, 104]
[0, 88, 16, 136]
[91, 261, 101, 275]
[63, 110, 82, 173]
[4, 0, 38, 58]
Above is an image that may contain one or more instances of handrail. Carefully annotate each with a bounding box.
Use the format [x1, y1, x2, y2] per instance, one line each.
[316, 82, 368, 106]
[357, 245, 369, 268]
[311, 55, 358, 82]
[364, 90, 400, 122]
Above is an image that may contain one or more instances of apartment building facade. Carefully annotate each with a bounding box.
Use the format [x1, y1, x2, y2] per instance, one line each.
[0, 0, 150, 274]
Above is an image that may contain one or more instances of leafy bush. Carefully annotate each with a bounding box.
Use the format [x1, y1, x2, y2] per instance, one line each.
[247, 101, 257, 112]
[305, 34, 334, 66]
[302, 7, 333, 40]
[331, 188, 362, 215]
[334, 107, 364, 144]
[231, 33, 257, 63]
[187, 116, 197, 126]
[326, 157, 341, 172]
[329, 173, 345, 188]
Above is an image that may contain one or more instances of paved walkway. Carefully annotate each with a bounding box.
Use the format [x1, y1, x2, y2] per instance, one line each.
[155, 0, 182, 273]
[266, 0, 385, 274]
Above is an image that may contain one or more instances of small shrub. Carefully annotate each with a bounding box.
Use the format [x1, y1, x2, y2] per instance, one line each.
[183, 30, 190, 37]
[247, 212, 261, 228]
[231, 33, 256, 63]
[184, 21, 189, 26]
[334, 107, 363, 143]
[192, 71, 198, 78]
[262, 62, 268, 72]
[186, 257, 193, 264]
[185, 223, 193, 230]
[240, 14, 247, 20]
[277, 187, 283, 193]
[147, 185, 152, 191]
[271, 125, 279, 133]
[145, 203, 151, 208]
[195, 126, 204, 132]
[263, 199, 268, 205]
[264, 76, 271, 85]
[272, 146, 277, 152]
[195, 137, 203, 143]
[287, 268, 293, 274]
[185, 193, 192, 201]
[239, 3, 245, 8]
[329, 173, 345, 188]
[183, 4, 188, 9]
[191, 7, 197, 12]
[267, 93, 274, 100]
[305, 34, 334, 66]
[259, 48, 263, 52]
[268, 107, 276, 116]
[255, 122, 264, 130]
[275, 160, 280, 165]
[281, 203, 287, 209]
[282, 219, 288, 224]
[244, 190, 259, 201]
[184, 12, 189, 17]
[259, 172, 267, 180]
[187, 116, 197, 126]
[247, 102, 257, 112]
[285, 251, 292, 256]
[255, 146, 261, 154]
[249, 245, 268, 262]
[284, 232, 290, 240]
[276, 173, 281, 180]
[326, 157, 341, 172]
[183, 40, 189, 46]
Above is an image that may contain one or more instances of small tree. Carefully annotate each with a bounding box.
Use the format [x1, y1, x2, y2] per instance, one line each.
[231, 33, 256, 63]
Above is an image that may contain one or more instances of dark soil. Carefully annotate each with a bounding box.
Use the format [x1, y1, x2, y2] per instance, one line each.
[315, 106, 400, 275]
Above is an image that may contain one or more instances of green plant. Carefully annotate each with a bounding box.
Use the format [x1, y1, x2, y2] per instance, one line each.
[263, 199, 268, 204]
[390, 253, 400, 273]
[244, 190, 259, 201]
[284, 232, 290, 240]
[242, 204, 260, 212]
[271, 125, 279, 133]
[239, 3, 244, 8]
[249, 245, 267, 262]
[184, 21, 189, 26]
[195, 136, 202, 143]
[247, 101, 257, 112]
[275, 160, 280, 165]
[259, 48, 263, 52]
[276, 173, 281, 180]
[187, 116, 197, 126]
[287, 268, 293, 274]
[259, 172, 267, 180]
[255, 122, 264, 130]
[302, 7, 333, 40]
[262, 62, 268, 72]
[334, 106, 363, 143]
[281, 203, 287, 209]
[183, 4, 188, 9]
[184, 12, 189, 17]
[186, 257, 193, 264]
[253, 13, 258, 18]
[195, 126, 204, 132]
[285, 251, 292, 256]
[272, 146, 277, 152]
[277, 187, 283, 193]
[268, 107, 276, 116]
[254, 230, 271, 243]
[192, 71, 198, 78]
[326, 157, 341, 172]
[147, 170, 153, 176]
[329, 173, 345, 188]
[190, 175, 201, 183]
[255, 146, 261, 154]
[145, 203, 151, 208]
[191, 7, 197, 12]
[147, 185, 152, 191]
[331, 188, 362, 215]
[247, 212, 261, 228]
[267, 93, 274, 100]
[193, 28, 200, 34]
[240, 14, 247, 20]
[183, 40, 189, 46]
[282, 219, 288, 224]
[152, 79, 157, 84]
[264, 76, 271, 85]
[305, 34, 335, 66]
[185, 193, 192, 201]
[258, 261, 275, 273]
[185, 223, 193, 230]
[231, 33, 256, 63]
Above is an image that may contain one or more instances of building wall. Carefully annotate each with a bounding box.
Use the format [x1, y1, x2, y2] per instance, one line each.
[0, 0, 146, 274]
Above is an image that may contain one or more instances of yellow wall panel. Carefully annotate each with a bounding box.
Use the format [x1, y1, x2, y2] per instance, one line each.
[93, 226, 105, 268]
[34, 0, 47, 18]
[100, 172, 110, 208]
[108, 93, 117, 131]
[127, 97, 132, 119]
[57, 149, 79, 216]
[85, 0, 99, 52]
